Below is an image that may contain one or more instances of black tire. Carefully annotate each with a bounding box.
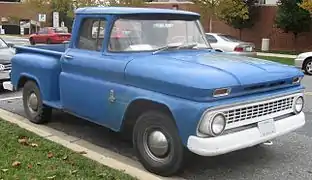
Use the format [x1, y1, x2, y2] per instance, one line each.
[29, 38, 35, 45]
[47, 39, 52, 44]
[303, 58, 312, 75]
[22, 81, 52, 124]
[133, 111, 186, 176]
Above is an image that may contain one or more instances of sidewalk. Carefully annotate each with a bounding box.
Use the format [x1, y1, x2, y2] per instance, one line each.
[256, 52, 297, 59]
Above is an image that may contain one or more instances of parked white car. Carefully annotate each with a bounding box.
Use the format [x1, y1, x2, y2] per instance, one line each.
[205, 33, 256, 57]
[295, 52, 312, 75]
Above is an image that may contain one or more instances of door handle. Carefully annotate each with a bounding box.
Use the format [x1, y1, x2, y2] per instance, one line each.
[63, 54, 73, 59]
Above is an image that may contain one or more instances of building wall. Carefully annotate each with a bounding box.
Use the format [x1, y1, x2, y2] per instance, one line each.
[0, 2, 51, 25]
[145, 3, 312, 51]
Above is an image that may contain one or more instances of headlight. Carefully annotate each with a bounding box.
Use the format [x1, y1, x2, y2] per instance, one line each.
[199, 113, 226, 136]
[293, 96, 304, 114]
[292, 77, 302, 84]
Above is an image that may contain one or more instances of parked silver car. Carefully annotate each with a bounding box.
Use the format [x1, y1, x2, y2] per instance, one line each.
[205, 33, 256, 57]
[295, 51, 312, 75]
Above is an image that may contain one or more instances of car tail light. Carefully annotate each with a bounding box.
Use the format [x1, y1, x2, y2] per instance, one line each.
[234, 46, 244, 52]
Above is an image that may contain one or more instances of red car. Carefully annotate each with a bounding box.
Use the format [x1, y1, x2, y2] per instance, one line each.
[29, 27, 71, 45]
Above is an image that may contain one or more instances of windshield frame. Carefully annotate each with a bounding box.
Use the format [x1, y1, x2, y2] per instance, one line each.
[0, 37, 8, 49]
[106, 14, 211, 53]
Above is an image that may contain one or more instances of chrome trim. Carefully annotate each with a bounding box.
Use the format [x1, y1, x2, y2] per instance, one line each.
[293, 96, 304, 114]
[199, 112, 226, 136]
[197, 90, 304, 137]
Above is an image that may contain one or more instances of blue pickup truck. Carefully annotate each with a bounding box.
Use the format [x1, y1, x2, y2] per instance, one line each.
[4, 7, 306, 176]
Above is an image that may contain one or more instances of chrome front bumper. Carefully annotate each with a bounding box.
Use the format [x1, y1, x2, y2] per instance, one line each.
[187, 112, 305, 156]
[3, 81, 13, 91]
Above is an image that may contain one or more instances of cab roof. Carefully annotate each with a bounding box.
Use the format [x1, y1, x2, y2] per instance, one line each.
[75, 6, 200, 17]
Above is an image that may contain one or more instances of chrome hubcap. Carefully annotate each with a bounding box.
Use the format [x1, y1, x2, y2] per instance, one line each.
[27, 93, 38, 113]
[307, 62, 312, 73]
[143, 129, 170, 161]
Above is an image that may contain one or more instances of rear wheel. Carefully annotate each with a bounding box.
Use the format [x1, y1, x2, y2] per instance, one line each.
[303, 58, 312, 75]
[22, 81, 52, 124]
[132, 111, 186, 176]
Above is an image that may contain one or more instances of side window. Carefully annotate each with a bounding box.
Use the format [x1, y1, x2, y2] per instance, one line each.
[38, 28, 45, 34]
[206, 34, 218, 43]
[77, 18, 107, 51]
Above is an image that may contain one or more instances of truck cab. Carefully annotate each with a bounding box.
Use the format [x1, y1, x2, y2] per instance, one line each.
[4, 7, 306, 177]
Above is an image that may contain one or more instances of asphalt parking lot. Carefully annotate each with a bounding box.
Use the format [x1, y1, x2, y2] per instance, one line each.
[0, 76, 311, 180]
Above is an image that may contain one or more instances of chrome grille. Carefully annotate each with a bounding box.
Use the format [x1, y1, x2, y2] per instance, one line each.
[2, 63, 11, 71]
[224, 96, 294, 124]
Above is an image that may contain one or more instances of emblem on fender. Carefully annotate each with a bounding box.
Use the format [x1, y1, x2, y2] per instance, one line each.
[108, 89, 116, 103]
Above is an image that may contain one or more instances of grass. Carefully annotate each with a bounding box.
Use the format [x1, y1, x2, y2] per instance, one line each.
[257, 50, 302, 55]
[257, 55, 294, 65]
[0, 120, 137, 180]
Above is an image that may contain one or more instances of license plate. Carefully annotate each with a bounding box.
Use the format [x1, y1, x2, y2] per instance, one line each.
[246, 47, 252, 52]
[258, 119, 276, 137]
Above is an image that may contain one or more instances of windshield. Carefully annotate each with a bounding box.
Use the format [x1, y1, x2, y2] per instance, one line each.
[219, 35, 242, 42]
[53, 27, 68, 33]
[108, 18, 210, 52]
[0, 38, 8, 49]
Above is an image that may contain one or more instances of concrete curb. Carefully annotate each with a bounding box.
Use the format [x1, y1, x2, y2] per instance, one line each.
[0, 108, 184, 180]
[256, 52, 297, 59]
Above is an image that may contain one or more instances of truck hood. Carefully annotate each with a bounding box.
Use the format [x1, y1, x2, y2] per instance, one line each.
[125, 51, 303, 101]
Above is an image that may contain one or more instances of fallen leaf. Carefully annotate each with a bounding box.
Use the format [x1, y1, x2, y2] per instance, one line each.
[70, 170, 78, 174]
[18, 138, 29, 146]
[12, 161, 21, 167]
[31, 143, 38, 147]
[36, 162, 41, 166]
[47, 175, 56, 179]
[1, 169, 8, 172]
[28, 164, 33, 169]
[47, 152, 53, 158]
[62, 156, 68, 160]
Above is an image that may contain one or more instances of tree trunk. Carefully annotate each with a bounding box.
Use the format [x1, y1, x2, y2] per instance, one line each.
[209, 17, 212, 32]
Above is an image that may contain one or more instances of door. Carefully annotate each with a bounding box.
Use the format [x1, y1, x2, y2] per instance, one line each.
[59, 17, 129, 129]
[35, 28, 47, 43]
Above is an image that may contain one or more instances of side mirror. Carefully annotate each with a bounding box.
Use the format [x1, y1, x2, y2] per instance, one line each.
[7, 43, 14, 48]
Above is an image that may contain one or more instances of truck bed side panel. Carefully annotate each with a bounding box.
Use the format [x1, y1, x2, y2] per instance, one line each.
[11, 52, 62, 104]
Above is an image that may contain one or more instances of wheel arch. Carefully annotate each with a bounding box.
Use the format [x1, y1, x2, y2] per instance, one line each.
[17, 74, 41, 91]
[121, 98, 178, 135]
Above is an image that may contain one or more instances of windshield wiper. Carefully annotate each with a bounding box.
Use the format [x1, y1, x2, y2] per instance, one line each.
[152, 43, 198, 54]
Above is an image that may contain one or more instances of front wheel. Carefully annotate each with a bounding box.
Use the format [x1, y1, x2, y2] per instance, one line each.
[29, 38, 35, 45]
[133, 111, 186, 176]
[22, 81, 52, 124]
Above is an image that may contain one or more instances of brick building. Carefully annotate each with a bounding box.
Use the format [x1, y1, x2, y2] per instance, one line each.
[0, 1, 42, 35]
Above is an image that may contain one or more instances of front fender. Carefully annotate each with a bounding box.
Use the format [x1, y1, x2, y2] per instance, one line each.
[118, 87, 207, 145]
